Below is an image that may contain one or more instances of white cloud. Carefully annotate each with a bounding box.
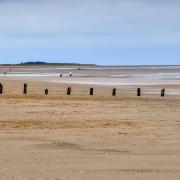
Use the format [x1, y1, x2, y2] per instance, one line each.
[0, 0, 179, 47]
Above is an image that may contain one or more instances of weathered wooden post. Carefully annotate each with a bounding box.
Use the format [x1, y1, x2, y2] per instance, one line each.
[23, 83, 27, 94]
[112, 88, 116, 96]
[161, 88, 165, 97]
[45, 88, 48, 95]
[90, 88, 94, 96]
[0, 83, 3, 94]
[67, 87, 71, 95]
[137, 88, 141, 96]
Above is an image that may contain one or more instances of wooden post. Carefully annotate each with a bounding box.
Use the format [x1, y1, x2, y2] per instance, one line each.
[24, 83, 27, 94]
[67, 87, 71, 95]
[90, 88, 94, 96]
[161, 88, 165, 97]
[0, 83, 3, 94]
[45, 88, 48, 95]
[137, 88, 141, 96]
[112, 88, 116, 96]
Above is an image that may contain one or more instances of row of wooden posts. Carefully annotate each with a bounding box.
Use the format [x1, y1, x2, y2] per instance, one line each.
[0, 83, 166, 97]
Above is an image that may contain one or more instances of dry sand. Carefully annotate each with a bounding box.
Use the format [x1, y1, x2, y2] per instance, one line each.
[0, 66, 180, 180]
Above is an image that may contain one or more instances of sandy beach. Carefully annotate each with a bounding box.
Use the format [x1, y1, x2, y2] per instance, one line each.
[0, 65, 180, 180]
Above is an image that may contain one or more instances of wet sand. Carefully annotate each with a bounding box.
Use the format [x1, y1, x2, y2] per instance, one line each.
[1, 65, 180, 86]
[0, 66, 180, 180]
[1, 65, 180, 96]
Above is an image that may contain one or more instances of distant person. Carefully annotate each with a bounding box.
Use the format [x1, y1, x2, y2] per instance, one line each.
[60, 73, 63, 78]
[69, 72, 72, 77]
[4, 71, 6, 76]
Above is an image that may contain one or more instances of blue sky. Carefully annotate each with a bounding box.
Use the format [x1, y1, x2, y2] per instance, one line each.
[0, 0, 180, 65]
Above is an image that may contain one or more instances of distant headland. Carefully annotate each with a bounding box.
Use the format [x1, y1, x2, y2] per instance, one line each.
[0, 61, 97, 66]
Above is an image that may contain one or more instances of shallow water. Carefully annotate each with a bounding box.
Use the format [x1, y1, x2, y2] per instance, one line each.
[1, 66, 180, 90]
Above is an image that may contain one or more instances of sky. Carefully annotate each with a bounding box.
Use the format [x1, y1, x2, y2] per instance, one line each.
[0, 0, 179, 65]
